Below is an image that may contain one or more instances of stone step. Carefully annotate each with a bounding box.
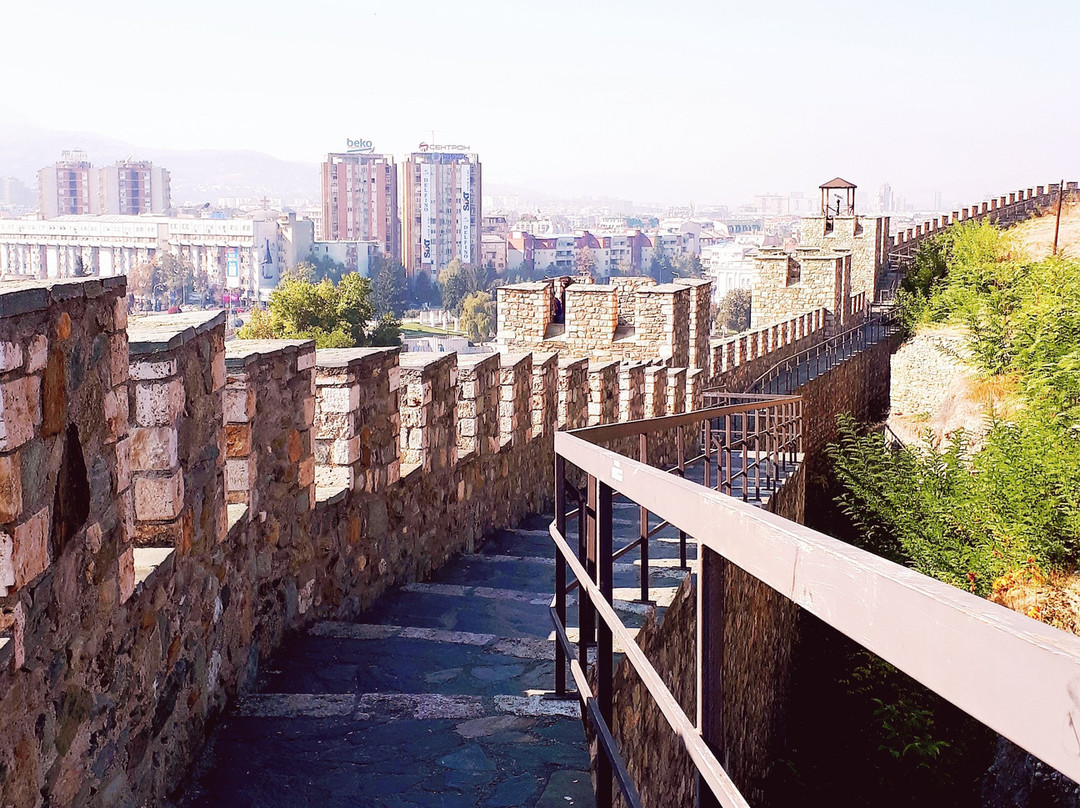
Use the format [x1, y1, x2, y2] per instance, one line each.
[234, 691, 580, 721]
[400, 582, 683, 615]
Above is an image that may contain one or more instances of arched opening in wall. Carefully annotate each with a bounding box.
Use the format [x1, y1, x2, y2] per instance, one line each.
[51, 423, 90, 557]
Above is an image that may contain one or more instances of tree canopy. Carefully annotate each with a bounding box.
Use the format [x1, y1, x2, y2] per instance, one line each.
[459, 291, 496, 342]
[238, 271, 400, 348]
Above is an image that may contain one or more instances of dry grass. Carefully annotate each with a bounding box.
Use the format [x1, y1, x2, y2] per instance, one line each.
[1010, 199, 1080, 261]
[991, 565, 1080, 635]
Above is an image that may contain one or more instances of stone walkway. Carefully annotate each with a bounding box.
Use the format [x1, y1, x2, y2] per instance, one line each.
[175, 504, 697, 808]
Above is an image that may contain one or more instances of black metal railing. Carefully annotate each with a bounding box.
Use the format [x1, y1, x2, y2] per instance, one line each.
[550, 396, 801, 808]
[709, 304, 902, 398]
[551, 403, 1080, 807]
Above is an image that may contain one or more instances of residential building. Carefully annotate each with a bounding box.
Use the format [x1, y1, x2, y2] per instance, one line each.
[402, 147, 481, 276]
[0, 212, 318, 302]
[321, 152, 399, 261]
[95, 160, 171, 215]
[481, 234, 508, 271]
[38, 152, 171, 218]
[38, 150, 94, 217]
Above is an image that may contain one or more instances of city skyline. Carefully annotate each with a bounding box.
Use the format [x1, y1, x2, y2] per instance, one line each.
[0, 0, 1077, 207]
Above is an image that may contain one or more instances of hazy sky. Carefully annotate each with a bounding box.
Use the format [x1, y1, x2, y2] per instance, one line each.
[1, 0, 1077, 206]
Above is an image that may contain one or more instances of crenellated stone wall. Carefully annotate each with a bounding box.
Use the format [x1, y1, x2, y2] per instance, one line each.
[707, 308, 828, 392]
[751, 248, 851, 335]
[0, 272, 891, 807]
[497, 276, 708, 371]
[889, 181, 1078, 262]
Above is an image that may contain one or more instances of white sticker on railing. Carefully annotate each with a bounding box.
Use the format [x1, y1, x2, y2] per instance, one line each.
[611, 460, 623, 482]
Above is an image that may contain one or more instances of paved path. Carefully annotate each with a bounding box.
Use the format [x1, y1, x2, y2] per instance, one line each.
[175, 497, 698, 808]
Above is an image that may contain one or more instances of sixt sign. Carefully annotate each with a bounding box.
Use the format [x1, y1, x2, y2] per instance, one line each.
[346, 138, 374, 153]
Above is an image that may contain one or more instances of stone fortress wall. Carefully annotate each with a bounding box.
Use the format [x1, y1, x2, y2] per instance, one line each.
[889, 181, 1078, 261]
[0, 274, 833, 806]
[496, 276, 712, 372]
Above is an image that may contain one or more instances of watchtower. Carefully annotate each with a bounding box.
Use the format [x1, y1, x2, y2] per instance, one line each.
[820, 177, 856, 227]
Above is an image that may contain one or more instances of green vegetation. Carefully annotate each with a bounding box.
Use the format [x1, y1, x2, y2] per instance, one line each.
[788, 219, 1080, 805]
[238, 270, 399, 348]
[458, 291, 496, 342]
[714, 287, 751, 334]
[830, 221, 1080, 599]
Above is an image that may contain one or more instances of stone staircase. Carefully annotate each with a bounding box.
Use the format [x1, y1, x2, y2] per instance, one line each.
[175, 498, 698, 807]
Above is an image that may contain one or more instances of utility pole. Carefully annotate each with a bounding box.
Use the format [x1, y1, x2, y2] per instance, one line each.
[1052, 178, 1064, 256]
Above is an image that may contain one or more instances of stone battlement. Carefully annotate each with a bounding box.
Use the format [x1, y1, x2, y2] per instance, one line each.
[496, 276, 712, 372]
[890, 181, 1078, 261]
[0, 274, 760, 806]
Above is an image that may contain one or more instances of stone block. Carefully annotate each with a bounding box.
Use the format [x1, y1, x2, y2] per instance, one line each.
[226, 456, 256, 493]
[320, 385, 360, 413]
[212, 351, 226, 391]
[26, 335, 48, 373]
[134, 471, 184, 521]
[0, 452, 21, 523]
[0, 375, 41, 451]
[103, 387, 128, 440]
[314, 411, 353, 440]
[331, 437, 360, 465]
[298, 456, 315, 488]
[224, 386, 255, 423]
[0, 342, 23, 373]
[0, 529, 13, 595]
[118, 544, 134, 602]
[224, 424, 252, 457]
[13, 507, 49, 588]
[134, 378, 184, 427]
[116, 436, 132, 492]
[109, 334, 129, 386]
[130, 358, 179, 381]
[131, 427, 179, 471]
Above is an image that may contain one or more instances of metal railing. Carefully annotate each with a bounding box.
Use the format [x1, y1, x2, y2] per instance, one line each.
[550, 396, 801, 808]
[708, 304, 902, 398]
[550, 407, 1080, 807]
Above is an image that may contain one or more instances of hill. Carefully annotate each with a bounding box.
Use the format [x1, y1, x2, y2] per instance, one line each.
[0, 120, 320, 205]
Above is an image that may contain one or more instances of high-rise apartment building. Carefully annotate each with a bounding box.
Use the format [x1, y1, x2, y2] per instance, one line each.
[402, 147, 481, 275]
[321, 152, 399, 261]
[39, 150, 94, 217]
[96, 160, 171, 215]
[38, 152, 171, 218]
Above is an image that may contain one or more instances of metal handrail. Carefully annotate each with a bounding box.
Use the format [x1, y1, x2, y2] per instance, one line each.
[702, 305, 901, 400]
[551, 394, 802, 807]
[552, 410, 1080, 806]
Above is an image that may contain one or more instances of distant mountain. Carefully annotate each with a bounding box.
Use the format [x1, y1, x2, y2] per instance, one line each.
[0, 120, 320, 205]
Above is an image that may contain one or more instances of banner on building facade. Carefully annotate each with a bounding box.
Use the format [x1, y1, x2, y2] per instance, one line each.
[225, 247, 240, 287]
[420, 163, 434, 265]
[458, 163, 472, 264]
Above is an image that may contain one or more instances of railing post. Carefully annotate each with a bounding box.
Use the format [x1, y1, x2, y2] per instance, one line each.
[578, 476, 595, 660]
[703, 417, 712, 490]
[637, 434, 652, 604]
[597, 479, 615, 808]
[554, 454, 568, 697]
[677, 425, 689, 569]
[697, 544, 726, 808]
[724, 413, 732, 497]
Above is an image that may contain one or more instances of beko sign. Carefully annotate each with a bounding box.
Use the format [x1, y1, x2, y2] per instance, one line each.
[346, 138, 375, 153]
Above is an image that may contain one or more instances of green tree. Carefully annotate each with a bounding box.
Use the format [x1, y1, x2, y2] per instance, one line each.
[714, 288, 751, 333]
[649, 238, 672, 283]
[371, 253, 408, 316]
[408, 270, 442, 309]
[237, 271, 395, 348]
[439, 259, 475, 315]
[459, 291, 496, 342]
[576, 245, 598, 277]
[673, 253, 704, 279]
